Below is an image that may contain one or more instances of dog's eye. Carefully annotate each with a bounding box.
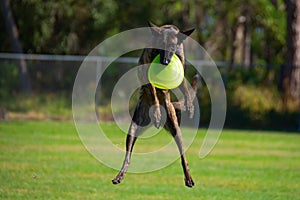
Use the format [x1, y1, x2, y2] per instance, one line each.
[168, 45, 177, 52]
[173, 45, 181, 52]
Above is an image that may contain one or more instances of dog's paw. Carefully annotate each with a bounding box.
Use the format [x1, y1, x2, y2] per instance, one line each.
[186, 102, 194, 119]
[185, 176, 195, 188]
[112, 174, 124, 185]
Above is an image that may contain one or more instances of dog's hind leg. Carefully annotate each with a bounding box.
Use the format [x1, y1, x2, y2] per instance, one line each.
[164, 95, 195, 188]
[112, 101, 150, 184]
[112, 122, 140, 184]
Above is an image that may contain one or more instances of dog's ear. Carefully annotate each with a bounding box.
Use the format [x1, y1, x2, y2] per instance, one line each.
[181, 28, 195, 37]
[178, 28, 195, 43]
[148, 21, 161, 35]
[148, 21, 158, 28]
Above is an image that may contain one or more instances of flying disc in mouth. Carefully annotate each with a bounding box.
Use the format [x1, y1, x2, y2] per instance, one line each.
[148, 54, 184, 89]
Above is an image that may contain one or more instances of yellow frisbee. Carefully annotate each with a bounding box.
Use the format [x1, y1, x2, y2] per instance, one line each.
[148, 54, 184, 89]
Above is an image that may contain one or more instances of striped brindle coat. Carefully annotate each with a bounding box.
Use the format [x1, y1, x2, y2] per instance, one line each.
[112, 22, 198, 187]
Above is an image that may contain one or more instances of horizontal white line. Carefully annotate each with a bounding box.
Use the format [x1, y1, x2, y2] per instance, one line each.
[1, 53, 277, 68]
[0, 53, 139, 63]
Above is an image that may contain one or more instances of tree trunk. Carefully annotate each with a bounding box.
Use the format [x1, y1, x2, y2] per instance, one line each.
[233, 3, 252, 68]
[243, 13, 251, 67]
[284, 0, 300, 106]
[284, 0, 300, 130]
[181, 0, 189, 30]
[0, 0, 31, 94]
[194, 0, 204, 45]
[233, 16, 246, 66]
[229, 26, 237, 68]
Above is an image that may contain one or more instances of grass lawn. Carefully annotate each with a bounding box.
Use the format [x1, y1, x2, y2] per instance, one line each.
[0, 121, 299, 199]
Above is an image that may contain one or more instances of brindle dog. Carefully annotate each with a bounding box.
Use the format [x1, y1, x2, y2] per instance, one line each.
[112, 22, 197, 187]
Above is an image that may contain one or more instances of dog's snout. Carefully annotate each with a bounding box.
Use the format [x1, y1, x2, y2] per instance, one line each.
[162, 58, 170, 65]
[159, 49, 173, 65]
[160, 55, 171, 65]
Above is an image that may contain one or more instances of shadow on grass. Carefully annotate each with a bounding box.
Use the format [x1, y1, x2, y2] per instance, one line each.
[223, 106, 299, 133]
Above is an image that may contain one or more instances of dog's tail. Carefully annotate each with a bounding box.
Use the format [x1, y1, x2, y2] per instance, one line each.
[172, 74, 199, 111]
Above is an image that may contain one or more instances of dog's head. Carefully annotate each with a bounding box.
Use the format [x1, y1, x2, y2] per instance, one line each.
[148, 22, 194, 65]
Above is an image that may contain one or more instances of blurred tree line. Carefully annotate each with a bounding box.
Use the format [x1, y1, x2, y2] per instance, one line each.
[0, 0, 299, 129]
[0, 0, 287, 62]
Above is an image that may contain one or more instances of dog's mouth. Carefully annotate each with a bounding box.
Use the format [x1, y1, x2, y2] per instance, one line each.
[159, 51, 173, 65]
[160, 57, 171, 65]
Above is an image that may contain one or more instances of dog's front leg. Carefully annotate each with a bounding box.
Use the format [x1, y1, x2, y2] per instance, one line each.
[150, 84, 161, 128]
[179, 79, 194, 118]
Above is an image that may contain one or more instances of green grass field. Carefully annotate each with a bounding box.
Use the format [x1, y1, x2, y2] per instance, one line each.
[0, 121, 299, 199]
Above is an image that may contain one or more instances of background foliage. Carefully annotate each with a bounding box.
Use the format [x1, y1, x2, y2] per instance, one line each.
[0, 0, 299, 130]
[0, 0, 286, 62]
